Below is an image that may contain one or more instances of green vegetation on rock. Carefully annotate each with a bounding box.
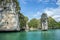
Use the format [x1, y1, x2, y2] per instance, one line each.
[19, 13, 28, 28]
[28, 18, 40, 28]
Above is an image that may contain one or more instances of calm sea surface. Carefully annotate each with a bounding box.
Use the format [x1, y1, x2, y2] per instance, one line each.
[0, 29, 60, 40]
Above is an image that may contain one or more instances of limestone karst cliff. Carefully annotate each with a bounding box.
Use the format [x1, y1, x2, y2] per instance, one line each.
[41, 13, 48, 30]
[0, 0, 20, 31]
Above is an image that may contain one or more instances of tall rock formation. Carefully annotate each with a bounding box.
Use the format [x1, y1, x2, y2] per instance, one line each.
[41, 13, 48, 30]
[0, 0, 20, 31]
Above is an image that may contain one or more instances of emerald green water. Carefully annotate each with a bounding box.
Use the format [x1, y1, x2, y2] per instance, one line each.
[0, 30, 60, 40]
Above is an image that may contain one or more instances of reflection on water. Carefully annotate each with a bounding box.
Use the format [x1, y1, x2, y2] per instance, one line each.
[0, 30, 60, 40]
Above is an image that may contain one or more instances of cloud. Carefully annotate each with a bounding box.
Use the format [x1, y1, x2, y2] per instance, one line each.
[21, 0, 27, 4]
[32, 11, 42, 19]
[44, 0, 60, 22]
[37, 0, 42, 2]
[37, 0, 50, 3]
[44, 8, 60, 22]
[44, 9, 54, 16]
[33, 11, 40, 17]
[56, 0, 60, 6]
[43, 0, 60, 22]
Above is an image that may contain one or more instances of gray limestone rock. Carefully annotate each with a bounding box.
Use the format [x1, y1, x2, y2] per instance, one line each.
[0, 0, 20, 31]
[41, 13, 48, 30]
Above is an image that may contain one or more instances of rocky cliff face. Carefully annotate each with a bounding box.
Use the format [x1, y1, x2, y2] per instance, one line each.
[41, 13, 48, 30]
[0, 0, 20, 31]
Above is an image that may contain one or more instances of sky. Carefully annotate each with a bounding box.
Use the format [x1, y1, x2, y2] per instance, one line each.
[18, 0, 60, 22]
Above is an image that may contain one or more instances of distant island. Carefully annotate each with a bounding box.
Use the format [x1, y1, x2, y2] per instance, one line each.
[20, 12, 60, 31]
